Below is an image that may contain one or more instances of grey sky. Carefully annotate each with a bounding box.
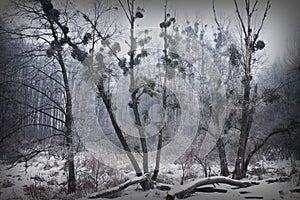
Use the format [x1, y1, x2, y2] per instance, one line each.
[136, 0, 300, 60]
[0, 0, 299, 60]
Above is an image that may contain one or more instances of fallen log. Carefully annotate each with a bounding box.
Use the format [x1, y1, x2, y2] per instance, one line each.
[166, 176, 259, 199]
[266, 177, 289, 184]
[240, 191, 251, 194]
[290, 186, 300, 193]
[89, 174, 149, 199]
[193, 186, 227, 193]
[156, 184, 172, 191]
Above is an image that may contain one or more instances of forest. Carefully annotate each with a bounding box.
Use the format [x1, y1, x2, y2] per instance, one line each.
[0, 0, 299, 199]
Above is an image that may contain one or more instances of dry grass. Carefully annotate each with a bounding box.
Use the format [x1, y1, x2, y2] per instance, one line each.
[2, 179, 14, 188]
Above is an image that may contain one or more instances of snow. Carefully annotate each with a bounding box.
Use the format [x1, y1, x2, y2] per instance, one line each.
[0, 154, 67, 199]
[78, 180, 300, 200]
[0, 153, 299, 200]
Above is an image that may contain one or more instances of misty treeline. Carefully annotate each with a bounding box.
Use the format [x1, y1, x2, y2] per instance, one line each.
[0, 0, 299, 196]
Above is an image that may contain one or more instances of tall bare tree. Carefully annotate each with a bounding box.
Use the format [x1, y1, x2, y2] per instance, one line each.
[71, 0, 150, 190]
[232, 0, 271, 179]
[0, 0, 94, 193]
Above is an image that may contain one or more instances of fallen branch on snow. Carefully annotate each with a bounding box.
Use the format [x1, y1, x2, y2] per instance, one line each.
[290, 186, 300, 193]
[266, 177, 289, 184]
[88, 173, 149, 199]
[166, 176, 259, 199]
[193, 186, 227, 193]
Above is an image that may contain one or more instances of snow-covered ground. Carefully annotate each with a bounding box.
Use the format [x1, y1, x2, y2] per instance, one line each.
[78, 180, 300, 200]
[0, 152, 299, 200]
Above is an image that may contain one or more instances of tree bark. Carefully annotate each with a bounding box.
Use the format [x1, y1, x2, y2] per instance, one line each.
[152, 128, 163, 181]
[217, 138, 229, 176]
[57, 53, 76, 194]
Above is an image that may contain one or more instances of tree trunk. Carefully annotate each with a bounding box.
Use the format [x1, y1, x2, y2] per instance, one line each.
[97, 82, 143, 177]
[152, 128, 163, 181]
[152, 71, 167, 182]
[233, 2, 252, 179]
[216, 138, 229, 176]
[57, 53, 76, 193]
[127, 1, 150, 190]
[233, 72, 250, 180]
[39, 0, 77, 193]
[67, 151, 76, 193]
[131, 92, 149, 174]
[152, 1, 169, 181]
[131, 92, 151, 190]
[232, 0, 270, 180]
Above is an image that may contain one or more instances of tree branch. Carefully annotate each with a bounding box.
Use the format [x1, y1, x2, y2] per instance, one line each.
[234, 0, 247, 38]
[0, 80, 66, 114]
[117, 0, 131, 23]
[253, 0, 271, 43]
[212, 0, 221, 30]
[250, 0, 258, 17]
[245, 122, 299, 170]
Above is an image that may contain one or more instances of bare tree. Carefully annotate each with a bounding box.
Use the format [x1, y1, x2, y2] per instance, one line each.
[68, 0, 149, 190]
[0, 0, 97, 193]
[152, 0, 177, 182]
[231, 0, 271, 179]
[119, 0, 150, 188]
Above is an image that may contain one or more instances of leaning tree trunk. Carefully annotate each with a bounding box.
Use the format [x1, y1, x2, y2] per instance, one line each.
[97, 81, 143, 177]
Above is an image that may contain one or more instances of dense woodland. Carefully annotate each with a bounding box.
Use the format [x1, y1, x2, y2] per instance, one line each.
[0, 0, 299, 199]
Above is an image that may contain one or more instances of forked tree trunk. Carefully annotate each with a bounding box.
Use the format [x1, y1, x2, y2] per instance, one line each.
[232, 0, 270, 180]
[123, 0, 151, 190]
